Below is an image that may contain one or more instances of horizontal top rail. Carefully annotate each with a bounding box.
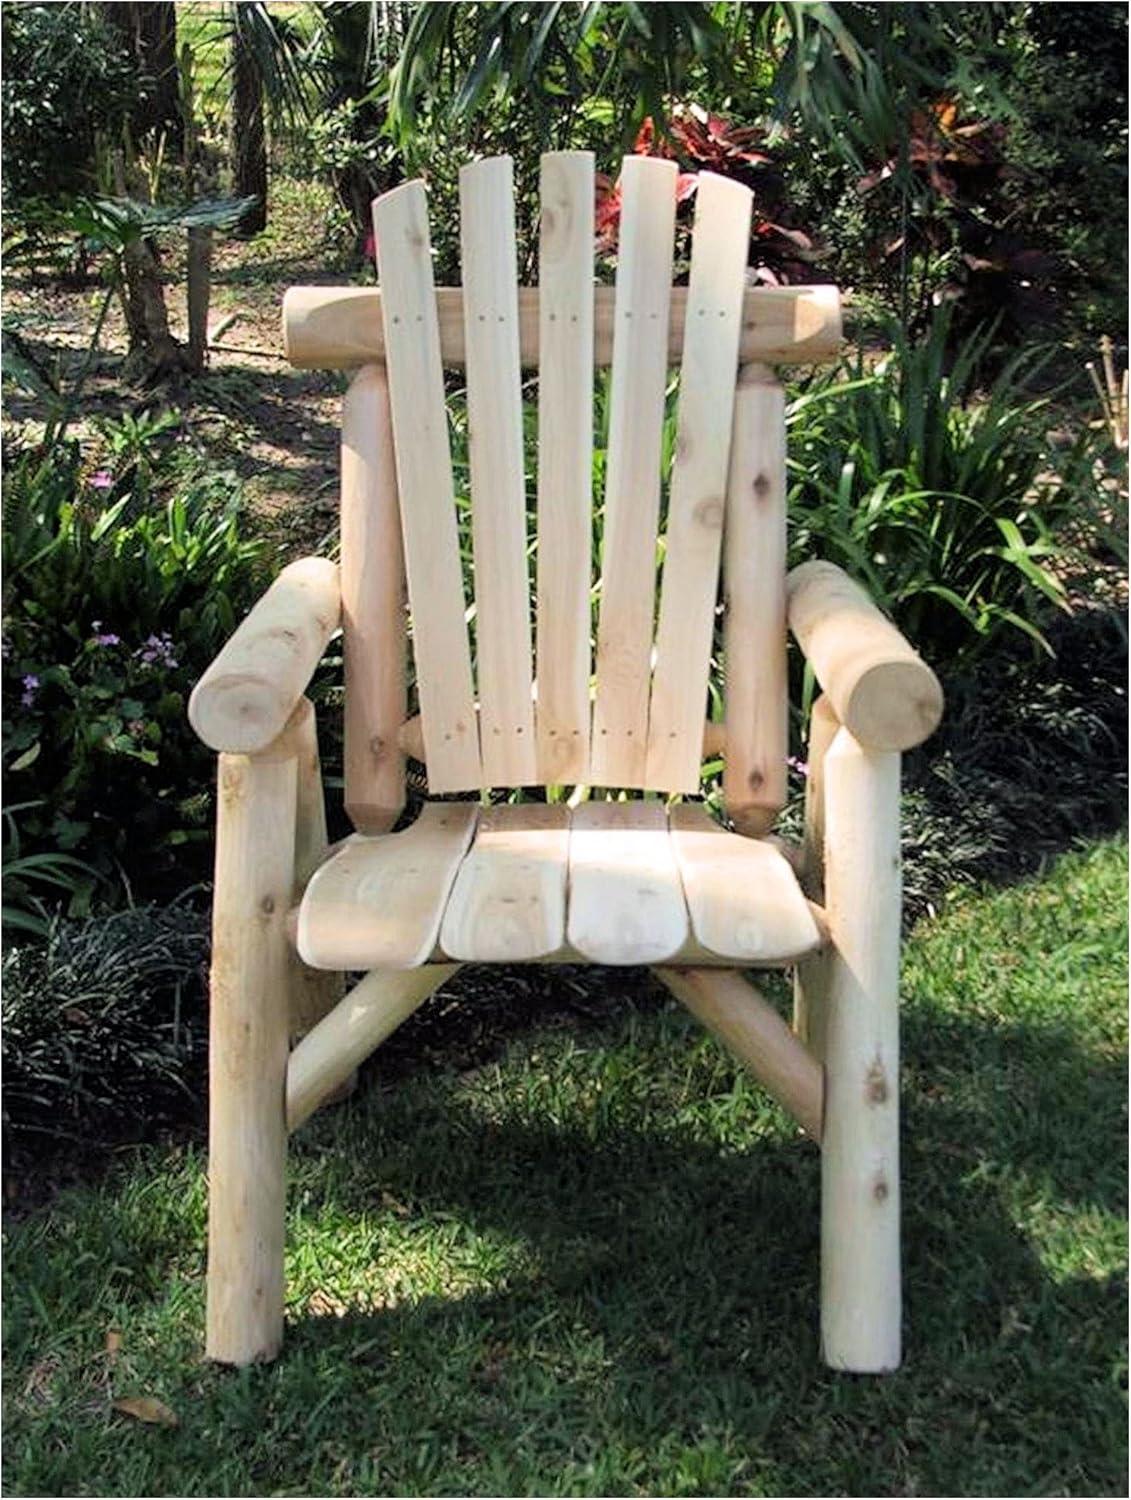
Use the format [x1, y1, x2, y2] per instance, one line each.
[282, 283, 842, 371]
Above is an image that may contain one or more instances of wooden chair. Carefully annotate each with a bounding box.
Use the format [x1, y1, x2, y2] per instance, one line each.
[189, 152, 943, 1374]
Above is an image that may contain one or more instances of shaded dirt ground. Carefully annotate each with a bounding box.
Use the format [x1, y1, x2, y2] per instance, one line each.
[3, 176, 359, 551]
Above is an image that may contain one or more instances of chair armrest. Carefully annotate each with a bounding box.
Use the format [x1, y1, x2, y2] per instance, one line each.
[787, 561, 943, 752]
[188, 557, 341, 753]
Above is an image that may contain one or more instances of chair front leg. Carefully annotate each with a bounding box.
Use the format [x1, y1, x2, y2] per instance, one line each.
[819, 725, 902, 1373]
[205, 734, 299, 1365]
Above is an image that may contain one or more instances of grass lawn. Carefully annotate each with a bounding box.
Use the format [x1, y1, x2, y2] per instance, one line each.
[3, 837, 1127, 1497]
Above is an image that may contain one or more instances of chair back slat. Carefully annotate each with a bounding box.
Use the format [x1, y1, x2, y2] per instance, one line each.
[589, 156, 678, 788]
[372, 182, 482, 793]
[459, 157, 537, 785]
[645, 172, 753, 791]
[535, 150, 595, 785]
[356, 152, 825, 811]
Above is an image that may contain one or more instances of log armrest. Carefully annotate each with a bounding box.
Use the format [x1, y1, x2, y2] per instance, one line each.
[787, 561, 943, 752]
[188, 557, 341, 753]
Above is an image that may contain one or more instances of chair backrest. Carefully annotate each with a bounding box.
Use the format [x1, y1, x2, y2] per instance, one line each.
[347, 149, 818, 829]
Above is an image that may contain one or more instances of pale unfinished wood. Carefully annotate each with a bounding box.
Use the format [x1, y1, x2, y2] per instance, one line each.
[566, 800, 688, 963]
[189, 557, 340, 754]
[341, 363, 407, 833]
[372, 181, 481, 792]
[283, 284, 843, 370]
[287, 965, 460, 1131]
[439, 804, 570, 962]
[655, 967, 823, 1140]
[297, 802, 478, 970]
[646, 173, 753, 792]
[591, 156, 678, 786]
[206, 747, 297, 1364]
[793, 694, 840, 1061]
[286, 700, 344, 1040]
[667, 803, 822, 963]
[788, 561, 943, 752]
[820, 727, 902, 1372]
[722, 365, 789, 834]
[460, 156, 537, 784]
[400, 712, 730, 767]
[536, 150, 594, 784]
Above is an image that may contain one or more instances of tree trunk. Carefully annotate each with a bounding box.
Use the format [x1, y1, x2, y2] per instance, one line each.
[100, 3, 183, 155]
[181, 42, 212, 374]
[111, 152, 190, 382]
[232, 5, 268, 237]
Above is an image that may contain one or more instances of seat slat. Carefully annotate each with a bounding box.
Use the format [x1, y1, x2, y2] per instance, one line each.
[566, 801, 688, 963]
[589, 157, 678, 788]
[535, 150, 595, 785]
[372, 182, 481, 793]
[668, 803, 822, 962]
[646, 173, 754, 792]
[439, 804, 570, 961]
[722, 366, 789, 834]
[460, 157, 537, 785]
[297, 803, 478, 970]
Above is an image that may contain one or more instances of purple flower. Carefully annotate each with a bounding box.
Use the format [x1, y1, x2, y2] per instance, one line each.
[136, 633, 178, 669]
[89, 470, 113, 491]
[788, 755, 809, 778]
[20, 673, 40, 707]
[90, 620, 122, 648]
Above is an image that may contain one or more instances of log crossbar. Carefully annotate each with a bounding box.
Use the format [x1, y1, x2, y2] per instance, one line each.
[283, 284, 842, 371]
[286, 960, 824, 1144]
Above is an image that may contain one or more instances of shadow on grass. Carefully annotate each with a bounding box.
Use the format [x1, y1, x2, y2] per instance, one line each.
[269, 995, 1127, 1495]
[3, 970, 1125, 1495]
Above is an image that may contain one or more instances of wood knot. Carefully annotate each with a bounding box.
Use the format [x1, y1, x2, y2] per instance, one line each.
[873, 1175, 889, 1202]
[747, 768, 765, 792]
[693, 496, 724, 529]
[752, 473, 772, 499]
[865, 1058, 889, 1104]
[261, 896, 276, 915]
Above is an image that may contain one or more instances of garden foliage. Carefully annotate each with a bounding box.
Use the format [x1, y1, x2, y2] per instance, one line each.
[2, 430, 266, 923]
[0, 0, 1126, 1160]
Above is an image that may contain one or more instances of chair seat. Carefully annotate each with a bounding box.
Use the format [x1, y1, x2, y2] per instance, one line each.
[297, 802, 824, 971]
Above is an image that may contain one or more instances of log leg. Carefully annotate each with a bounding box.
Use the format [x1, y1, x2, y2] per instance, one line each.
[820, 726, 902, 1373]
[206, 745, 298, 1365]
[286, 700, 345, 1044]
[793, 694, 839, 1061]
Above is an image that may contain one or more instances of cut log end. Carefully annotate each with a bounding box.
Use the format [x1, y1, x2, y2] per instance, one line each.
[846, 657, 944, 752]
[189, 676, 287, 755]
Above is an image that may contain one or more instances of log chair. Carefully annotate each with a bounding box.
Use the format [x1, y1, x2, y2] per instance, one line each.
[189, 151, 942, 1372]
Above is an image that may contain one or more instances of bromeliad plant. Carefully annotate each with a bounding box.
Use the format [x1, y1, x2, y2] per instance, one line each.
[785, 309, 1090, 659]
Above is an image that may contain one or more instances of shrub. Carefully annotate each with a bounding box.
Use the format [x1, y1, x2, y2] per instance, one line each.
[0, 3, 137, 213]
[1, 903, 209, 1153]
[1, 434, 267, 921]
[785, 310, 1097, 660]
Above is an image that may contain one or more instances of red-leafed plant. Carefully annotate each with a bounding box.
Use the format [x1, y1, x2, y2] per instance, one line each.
[595, 105, 821, 286]
[859, 98, 1060, 343]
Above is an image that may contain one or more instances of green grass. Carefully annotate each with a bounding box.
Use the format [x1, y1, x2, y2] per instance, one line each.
[3, 838, 1127, 1496]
